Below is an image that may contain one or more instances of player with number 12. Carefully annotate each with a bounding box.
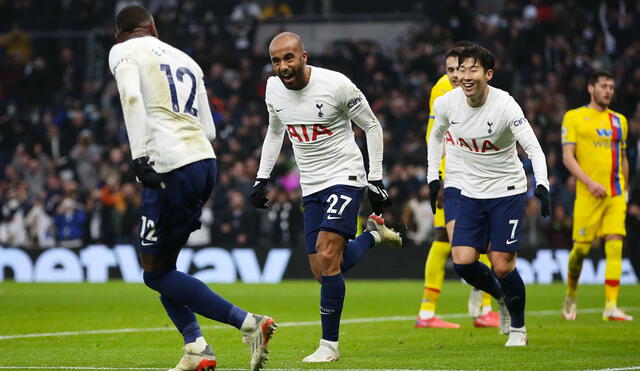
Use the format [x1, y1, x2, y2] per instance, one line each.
[108, 5, 275, 371]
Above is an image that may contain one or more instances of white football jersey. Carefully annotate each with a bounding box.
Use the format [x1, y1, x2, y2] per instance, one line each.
[260, 66, 370, 196]
[428, 86, 549, 199]
[108, 36, 214, 173]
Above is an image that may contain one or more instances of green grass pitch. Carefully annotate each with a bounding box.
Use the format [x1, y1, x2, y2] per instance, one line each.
[0, 280, 638, 370]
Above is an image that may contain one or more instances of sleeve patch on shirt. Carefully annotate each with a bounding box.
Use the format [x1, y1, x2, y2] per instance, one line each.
[347, 95, 363, 109]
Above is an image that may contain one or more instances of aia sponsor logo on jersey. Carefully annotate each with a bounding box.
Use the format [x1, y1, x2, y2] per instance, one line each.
[287, 124, 333, 142]
[444, 131, 500, 152]
[457, 137, 500, 153]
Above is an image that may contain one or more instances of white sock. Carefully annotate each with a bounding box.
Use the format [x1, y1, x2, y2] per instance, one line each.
[240, 312, 258, 333]
[419, 310, 435, 320]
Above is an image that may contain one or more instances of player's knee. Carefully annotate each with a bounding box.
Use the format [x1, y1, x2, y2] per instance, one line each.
[491, 265, 514, 279]
[572, 241, 591, 257]
[604, 238, 623, 257]
[316, 247, 340, 267]
[453, 262, 475, 278]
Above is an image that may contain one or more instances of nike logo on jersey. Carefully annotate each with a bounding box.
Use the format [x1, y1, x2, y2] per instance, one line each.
[451, 121, 461, 125]
[327, 215, 343, 220]
[506, 239, 518, 245]
[275, 108, 284, 112]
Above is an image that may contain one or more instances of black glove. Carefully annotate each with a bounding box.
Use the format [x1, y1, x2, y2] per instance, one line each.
[428, 180, 441, 214]
[132, 156, 163, 188]
[250, 178, 269, 209]
[367, 180, 392, 215]
[534, 184, 550, 218]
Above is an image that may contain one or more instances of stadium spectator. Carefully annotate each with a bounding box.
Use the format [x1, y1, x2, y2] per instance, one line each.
[0, 0, 637, 258]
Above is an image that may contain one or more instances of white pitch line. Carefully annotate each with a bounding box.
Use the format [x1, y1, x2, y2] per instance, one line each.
[0, 367, 638, 371]
[0, 366, 168, 370]
[0, 368, 476, 371]
[0, 307, 637, 341]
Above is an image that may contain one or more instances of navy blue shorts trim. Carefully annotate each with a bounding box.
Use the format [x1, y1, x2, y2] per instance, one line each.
[451, 193, 526, 253]
[302, 185, 364, 254]
[138, 159, 216, 255]
[444, 187, 461, 224]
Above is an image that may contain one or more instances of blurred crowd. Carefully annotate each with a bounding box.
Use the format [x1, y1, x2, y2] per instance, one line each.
[1, 0, 639, 252]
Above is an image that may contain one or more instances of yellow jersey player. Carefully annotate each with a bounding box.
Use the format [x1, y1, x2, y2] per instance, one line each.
[561, 69, 632, 322]
[416, 42, 499, 329]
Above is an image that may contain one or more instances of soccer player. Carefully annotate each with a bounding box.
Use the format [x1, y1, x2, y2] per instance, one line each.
[417, 43, 500, 329]
[108, 6, 276, 371]
[251, 32, 402, 362]
[561, 70, 632, 322]
[427, 45, 550, 347]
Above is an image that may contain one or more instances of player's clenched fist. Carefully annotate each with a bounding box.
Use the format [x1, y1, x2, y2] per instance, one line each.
[251, 178, 269, 208]
[367, 180, 392, 214]
[534, 184, 550, 217]
[133, 156, 164, 188]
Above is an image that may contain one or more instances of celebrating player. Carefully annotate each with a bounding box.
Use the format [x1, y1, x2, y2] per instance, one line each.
[427, 45, 550, 346]
[108, 6, 275, 371]
[561, 70, 632, 322]
[251, 32, 402, 362]
[417, 42, 500, 329]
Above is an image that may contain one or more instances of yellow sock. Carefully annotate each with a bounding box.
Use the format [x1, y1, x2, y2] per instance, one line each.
[420, 240, 451, 312]
[478, 254, 492, 308]
[604, 239, 623, 310]
[567, 242, 591, 298]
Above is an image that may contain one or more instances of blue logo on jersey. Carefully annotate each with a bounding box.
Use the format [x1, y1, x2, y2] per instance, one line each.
[513, 117, 527, 127]
[596, 128, 612, 138]
[487, 121, 494, 134]
[347, 95, 362, 109]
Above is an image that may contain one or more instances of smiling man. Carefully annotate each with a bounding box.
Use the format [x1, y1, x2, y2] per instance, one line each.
[418, 41, 500, 330]
[251, 32, 402, 362]
[427, 45, 550, 346]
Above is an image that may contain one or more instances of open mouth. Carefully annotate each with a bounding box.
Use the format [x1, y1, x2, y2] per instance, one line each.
[462, 82, 474, 92]
[280, 72, 296, 85]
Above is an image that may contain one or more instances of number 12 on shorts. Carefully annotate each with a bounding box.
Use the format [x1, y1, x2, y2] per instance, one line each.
[326, 194, 352, 219]
[140, 215, 158, 243]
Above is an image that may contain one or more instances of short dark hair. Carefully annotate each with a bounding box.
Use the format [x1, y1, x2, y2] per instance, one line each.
[458, 45, 495, 71]
[445, 41, 475, 60]
[116, 5, 153, 34]
[588, 69, 614, 85]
